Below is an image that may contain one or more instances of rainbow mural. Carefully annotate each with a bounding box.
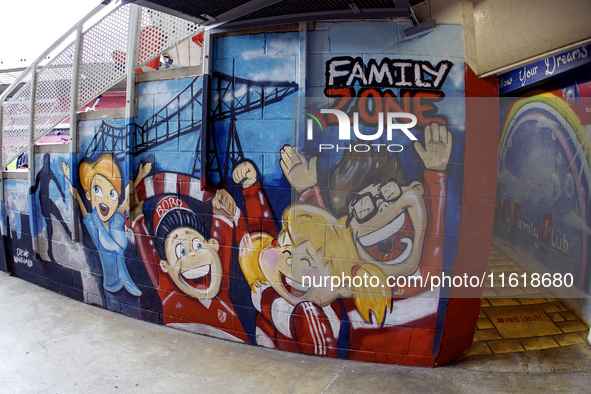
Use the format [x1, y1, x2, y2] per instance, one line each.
[497, 93, 591, 292]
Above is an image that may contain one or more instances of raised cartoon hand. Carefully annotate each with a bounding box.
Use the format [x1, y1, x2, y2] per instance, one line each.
[61, 161, 70, 181]
[212, 189, 237, 222]
[128, 162, 152, 210]
[136, 161, 152, 184]
[130, 200, 145, 223]
[232, 161, 258, 189]
[279, 145, 317, 193]
[60, 160, 84, 215]
[414, 123, 452, 172]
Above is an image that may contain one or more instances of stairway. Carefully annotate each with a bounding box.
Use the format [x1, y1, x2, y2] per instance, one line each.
[0, 1, 202, 169]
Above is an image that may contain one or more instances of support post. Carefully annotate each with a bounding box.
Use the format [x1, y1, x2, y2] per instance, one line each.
[28, 63, 39, 253]
[293, 22, 307, 206]
[125, 5, 142, 214]
[0, 103, 5, 236]
[297, 21, 307, 142]
[298, 22, 307, 101]
[69, 24, 84, 242]
[200, 30, 212, 187]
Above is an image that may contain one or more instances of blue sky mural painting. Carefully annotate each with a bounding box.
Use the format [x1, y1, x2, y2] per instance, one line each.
[2, 20, 494, 366]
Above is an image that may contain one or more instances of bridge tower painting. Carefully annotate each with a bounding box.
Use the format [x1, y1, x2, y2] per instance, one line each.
[0, 19, 501, 367]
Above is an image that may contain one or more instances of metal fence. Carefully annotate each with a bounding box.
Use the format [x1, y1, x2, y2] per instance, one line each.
[0, 2, 202, 168]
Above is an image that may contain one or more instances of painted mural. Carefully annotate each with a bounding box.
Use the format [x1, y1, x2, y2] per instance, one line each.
[4, 21, 470, 365]
[495, 86, 591, 294]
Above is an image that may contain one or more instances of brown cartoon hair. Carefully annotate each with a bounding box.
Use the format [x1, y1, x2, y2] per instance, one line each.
[328, 147, 405, 217]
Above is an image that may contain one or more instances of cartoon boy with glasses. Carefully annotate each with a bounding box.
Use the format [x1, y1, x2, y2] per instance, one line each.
[280, 123, 452, 362]
[347, 180, 404, 226]
[281, 123, 451, 285]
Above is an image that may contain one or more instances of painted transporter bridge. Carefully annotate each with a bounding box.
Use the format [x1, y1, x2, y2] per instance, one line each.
[0, 0, 498, 366]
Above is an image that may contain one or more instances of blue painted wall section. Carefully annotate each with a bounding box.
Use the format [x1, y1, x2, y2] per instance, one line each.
[2, 21, 482, 366]
[495, 83, 591, 293]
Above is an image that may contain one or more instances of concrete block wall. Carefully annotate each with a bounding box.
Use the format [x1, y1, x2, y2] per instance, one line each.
[1, 19, 498, 366]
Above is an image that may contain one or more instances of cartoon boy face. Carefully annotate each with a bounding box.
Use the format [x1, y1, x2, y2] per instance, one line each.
[347, 179, 427, 277]
[259, 230, 345, 308]
[86, 174, 119, 222]
[161, 227, 222, 299]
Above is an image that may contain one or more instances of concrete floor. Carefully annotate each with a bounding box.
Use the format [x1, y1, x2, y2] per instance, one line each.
[0, 271, 590, 393]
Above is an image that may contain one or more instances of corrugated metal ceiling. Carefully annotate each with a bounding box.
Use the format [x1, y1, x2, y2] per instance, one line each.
[123, 0, 418, 28]
[125, 0, 247, 19]
[232, 0, 397, 22]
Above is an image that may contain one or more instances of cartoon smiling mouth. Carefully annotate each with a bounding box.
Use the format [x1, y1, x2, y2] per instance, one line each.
[182, 265, 211, 290]
[280, 273, 309, 298]
[358, 211, 414, 264]
[99, 203, 110, 217]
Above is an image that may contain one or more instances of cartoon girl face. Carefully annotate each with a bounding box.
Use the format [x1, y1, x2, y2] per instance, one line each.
[86, 174, 120, 222]
[162, 227, 223, 299]
[259, 230, 344, 308]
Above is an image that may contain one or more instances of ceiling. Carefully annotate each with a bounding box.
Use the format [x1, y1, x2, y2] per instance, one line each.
[122, 0, 422, 31]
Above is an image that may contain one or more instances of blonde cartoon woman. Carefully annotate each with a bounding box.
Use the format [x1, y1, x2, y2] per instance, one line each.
[238, 199, 390, 357]
[62, 155, 151, 300]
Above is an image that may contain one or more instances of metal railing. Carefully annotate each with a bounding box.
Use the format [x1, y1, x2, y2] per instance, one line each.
[0, 0, 203, 237]
[1, 1, 201, 168]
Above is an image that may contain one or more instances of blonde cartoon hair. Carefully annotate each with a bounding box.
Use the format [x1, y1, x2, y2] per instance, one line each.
[239, 231, 274, 292]
[239, 203, 392, 324]
[287, 205, 391, 323]
[286, 204, 391, 324]
[283, 204, 357, 268]
[351, 263, 390, 325]
[79, 154, 122, 195]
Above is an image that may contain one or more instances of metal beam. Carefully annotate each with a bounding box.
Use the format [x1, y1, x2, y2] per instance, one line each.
[396, 0, 418, 25]
[200, 30, 212, 188]
[0, 103, 5, 236]
[348, 3, 361, 15]
[68, 24, 84, 242]
[212, 8, 411, 33]
[204, 0, 285, 27]
[124, 0, 212, 25]
[403, 19, 436, 39]
[294, 21, 307, 191]
[27, 65, 38, 191]
[396, 0, 411, 9]
[28, 63, 39, 254]
[128, 0, 286, 28]
[125, 5, 142, 215]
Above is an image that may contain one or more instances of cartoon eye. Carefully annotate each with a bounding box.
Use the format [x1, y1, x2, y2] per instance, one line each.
[379, 181, 401, 201]
[301, 258, 312, 267]
[192, 238, 204, 250]
[352, 196, 375, 219]
[175, 244, 186, 259]
[94, 185, 103, 198]
[109, 189, 118, 201]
